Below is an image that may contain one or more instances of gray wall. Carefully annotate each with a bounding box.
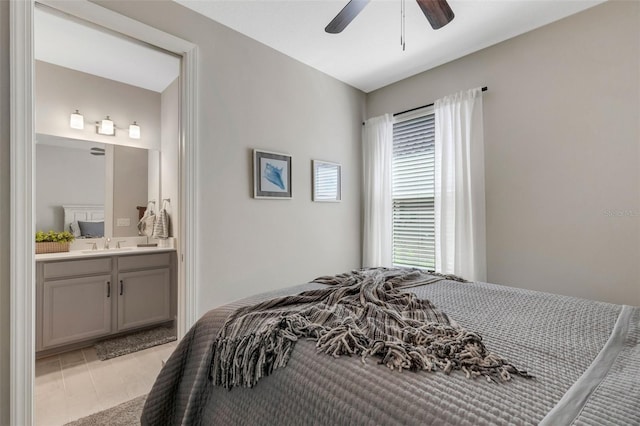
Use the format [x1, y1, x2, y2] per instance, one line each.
[368, 1, 640, 306]
[0, 0, 9, 423]
[35, 143, 105, 232]
[94, 1, 366, 314]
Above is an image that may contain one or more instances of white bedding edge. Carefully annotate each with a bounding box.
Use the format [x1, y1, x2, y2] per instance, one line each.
[540, 305, 634, 425]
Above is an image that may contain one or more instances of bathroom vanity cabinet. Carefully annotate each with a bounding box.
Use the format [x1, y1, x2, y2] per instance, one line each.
[36, 250, 176, 354]
[117, 253, 171, 332]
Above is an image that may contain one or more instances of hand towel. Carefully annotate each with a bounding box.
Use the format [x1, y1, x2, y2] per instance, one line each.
[137, 201, 156, 237]
[152, 200, 170, 239]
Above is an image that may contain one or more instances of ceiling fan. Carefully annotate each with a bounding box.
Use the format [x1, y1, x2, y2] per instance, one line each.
[325, 0, 455, 34]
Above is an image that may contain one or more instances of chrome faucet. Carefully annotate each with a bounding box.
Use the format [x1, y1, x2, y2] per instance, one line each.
[105, 237, 111, 249]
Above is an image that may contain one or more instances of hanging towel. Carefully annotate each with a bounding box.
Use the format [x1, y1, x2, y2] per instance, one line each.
[152, 200, 170, 239]
[138, 201, 156, 237]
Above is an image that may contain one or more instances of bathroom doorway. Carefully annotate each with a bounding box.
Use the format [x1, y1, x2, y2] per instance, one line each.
[33, 5, 181, 423]
[9, 1, 198, 424]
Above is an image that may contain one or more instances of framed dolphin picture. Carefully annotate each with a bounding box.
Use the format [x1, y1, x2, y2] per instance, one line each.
[253, 149, 292, 199]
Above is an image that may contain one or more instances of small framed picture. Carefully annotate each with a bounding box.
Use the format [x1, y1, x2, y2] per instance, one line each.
[253, 149, 292, 199]
[312, 160, 341, 202]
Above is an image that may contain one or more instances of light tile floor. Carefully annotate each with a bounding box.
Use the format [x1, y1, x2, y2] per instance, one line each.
[35, 341, 178, 426]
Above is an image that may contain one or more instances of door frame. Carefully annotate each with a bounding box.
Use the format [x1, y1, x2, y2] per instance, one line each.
[9, 1, 200, 424]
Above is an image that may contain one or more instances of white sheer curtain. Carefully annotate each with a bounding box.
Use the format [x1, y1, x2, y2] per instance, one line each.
[362, 114, 393, 267]
[434, 88, 486, 281]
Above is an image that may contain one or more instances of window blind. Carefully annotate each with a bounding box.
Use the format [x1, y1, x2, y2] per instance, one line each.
[392, 113, 435, 269]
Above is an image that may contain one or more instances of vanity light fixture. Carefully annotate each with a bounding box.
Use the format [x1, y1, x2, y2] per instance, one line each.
[129, 121, 141, 139]
[97, 116, 115, 136]
[69, 110, 84, 130]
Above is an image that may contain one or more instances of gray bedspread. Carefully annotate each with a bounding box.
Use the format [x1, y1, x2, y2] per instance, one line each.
[141, 279, 640, 425]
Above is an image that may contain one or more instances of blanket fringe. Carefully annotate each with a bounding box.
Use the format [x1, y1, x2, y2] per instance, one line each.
[314, 318, 530, 382]
[212, 316, 531, 389]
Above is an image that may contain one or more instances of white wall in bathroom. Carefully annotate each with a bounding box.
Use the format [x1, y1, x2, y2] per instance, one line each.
[160, 77, 180, 237]
[35, 60, 161, 150]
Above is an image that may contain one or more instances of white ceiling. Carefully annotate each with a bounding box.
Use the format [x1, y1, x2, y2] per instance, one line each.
[34, 6, 180, 93]
[34, 1, 605, 94]
[175, 0, 605, 93]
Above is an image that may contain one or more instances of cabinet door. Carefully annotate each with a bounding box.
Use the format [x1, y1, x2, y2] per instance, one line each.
[42, 275, 112, 349]
[117, 268, 171, 332]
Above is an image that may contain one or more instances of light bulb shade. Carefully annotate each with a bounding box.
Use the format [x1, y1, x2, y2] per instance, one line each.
[97, 116, 115, 136]
[129, 122, 141, 139]
[70, 110, 84, 130]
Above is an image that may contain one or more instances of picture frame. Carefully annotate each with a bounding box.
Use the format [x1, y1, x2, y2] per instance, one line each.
[253, 149, 292, 199]
[312, 160, 342, 202]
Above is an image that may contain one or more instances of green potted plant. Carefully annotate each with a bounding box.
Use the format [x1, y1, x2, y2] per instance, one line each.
[35, 230, 75, 254]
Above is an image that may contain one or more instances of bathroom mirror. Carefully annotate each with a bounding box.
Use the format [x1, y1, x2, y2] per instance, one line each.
[35, 133, 159, 238]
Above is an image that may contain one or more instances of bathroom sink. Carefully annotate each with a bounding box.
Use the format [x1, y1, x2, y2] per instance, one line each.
[81, 247, 134, 254]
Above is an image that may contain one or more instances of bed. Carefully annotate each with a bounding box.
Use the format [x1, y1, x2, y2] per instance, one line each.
[141, 269, 640, 425]
[62, 204, 104, 237]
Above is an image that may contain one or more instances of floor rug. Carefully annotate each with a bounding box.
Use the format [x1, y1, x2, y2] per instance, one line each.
[95, 327, 176, 361]
[65, 395, 146, 426]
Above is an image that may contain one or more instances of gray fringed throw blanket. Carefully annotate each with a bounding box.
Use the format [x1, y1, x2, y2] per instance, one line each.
[211, 268, 531, 389]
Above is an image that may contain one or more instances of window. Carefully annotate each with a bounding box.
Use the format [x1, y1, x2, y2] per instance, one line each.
[392, 110, 435, 269]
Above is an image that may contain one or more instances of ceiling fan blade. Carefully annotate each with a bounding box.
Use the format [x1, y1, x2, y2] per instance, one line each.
[416, 0, 455, 30]
[325, 0, 371, 34]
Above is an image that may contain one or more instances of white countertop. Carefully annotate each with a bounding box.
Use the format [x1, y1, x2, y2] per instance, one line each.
[35, 246, 176, 262]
